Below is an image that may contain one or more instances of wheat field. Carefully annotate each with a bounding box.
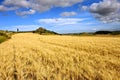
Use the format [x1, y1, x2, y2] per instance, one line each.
[0, 33, 120, 80]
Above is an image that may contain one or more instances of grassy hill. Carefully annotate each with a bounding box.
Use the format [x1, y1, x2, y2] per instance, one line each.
[33, 27, 58, 35]
[0, 30, 13, 43]
[94, 31, 120, 35]
[63, 31, 120, 36]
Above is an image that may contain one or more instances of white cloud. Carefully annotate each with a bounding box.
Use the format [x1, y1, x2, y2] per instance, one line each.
[60, 11, 77, 17]
[37, 18, 86, 25]
[81, 6, 88, 11]
[16, 9, 36, 16]
[3, 0, 30, 8]
[0, 5, 7, 11]
[89, 0, 120, 22]
[30, 0, 83, 11]
[0, 5, 18, 11]
[0, 0, 83, 16]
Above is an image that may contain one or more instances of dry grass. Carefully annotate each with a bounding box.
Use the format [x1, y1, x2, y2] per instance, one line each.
[0, 33, 120, 80]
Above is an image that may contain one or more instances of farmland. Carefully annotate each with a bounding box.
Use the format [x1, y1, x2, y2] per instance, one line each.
[0, 33, 120, 80]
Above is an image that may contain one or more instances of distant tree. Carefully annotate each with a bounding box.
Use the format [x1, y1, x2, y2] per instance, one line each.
[17, 28, 19, 32]
[95, 31, 112, 34]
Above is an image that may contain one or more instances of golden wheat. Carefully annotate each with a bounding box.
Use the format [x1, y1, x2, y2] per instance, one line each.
[0, 33, 120, 80]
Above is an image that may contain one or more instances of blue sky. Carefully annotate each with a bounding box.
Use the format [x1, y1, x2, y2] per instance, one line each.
[0, 0, 120, 33]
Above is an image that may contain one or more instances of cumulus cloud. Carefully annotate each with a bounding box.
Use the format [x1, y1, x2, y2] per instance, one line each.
[16, 9, 36, 16]
[89, 0, 120, 22]
[60, 12, 77, 17]
[0, 5, 18, 11]
[81, 6, 88, 11]
[37, 18, 86, 25]
[3, 0, 30, 8]
[0, 5, 7, 11]
[30, 0, 83, 8]
[30, 0, 83, 12]
[0, 0, 83, 16]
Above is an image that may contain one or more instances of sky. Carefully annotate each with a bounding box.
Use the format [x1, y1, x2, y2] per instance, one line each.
[0, 0, 120, 33]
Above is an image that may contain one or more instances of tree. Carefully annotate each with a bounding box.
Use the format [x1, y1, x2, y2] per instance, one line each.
[17, 28, 19, 32]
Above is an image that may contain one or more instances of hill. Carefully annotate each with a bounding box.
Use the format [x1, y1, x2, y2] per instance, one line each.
[94, 31, 120, 35]
[33, 27, 58, 35]
[0, 30, 13, 43]
[63, 31, 120, 36]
